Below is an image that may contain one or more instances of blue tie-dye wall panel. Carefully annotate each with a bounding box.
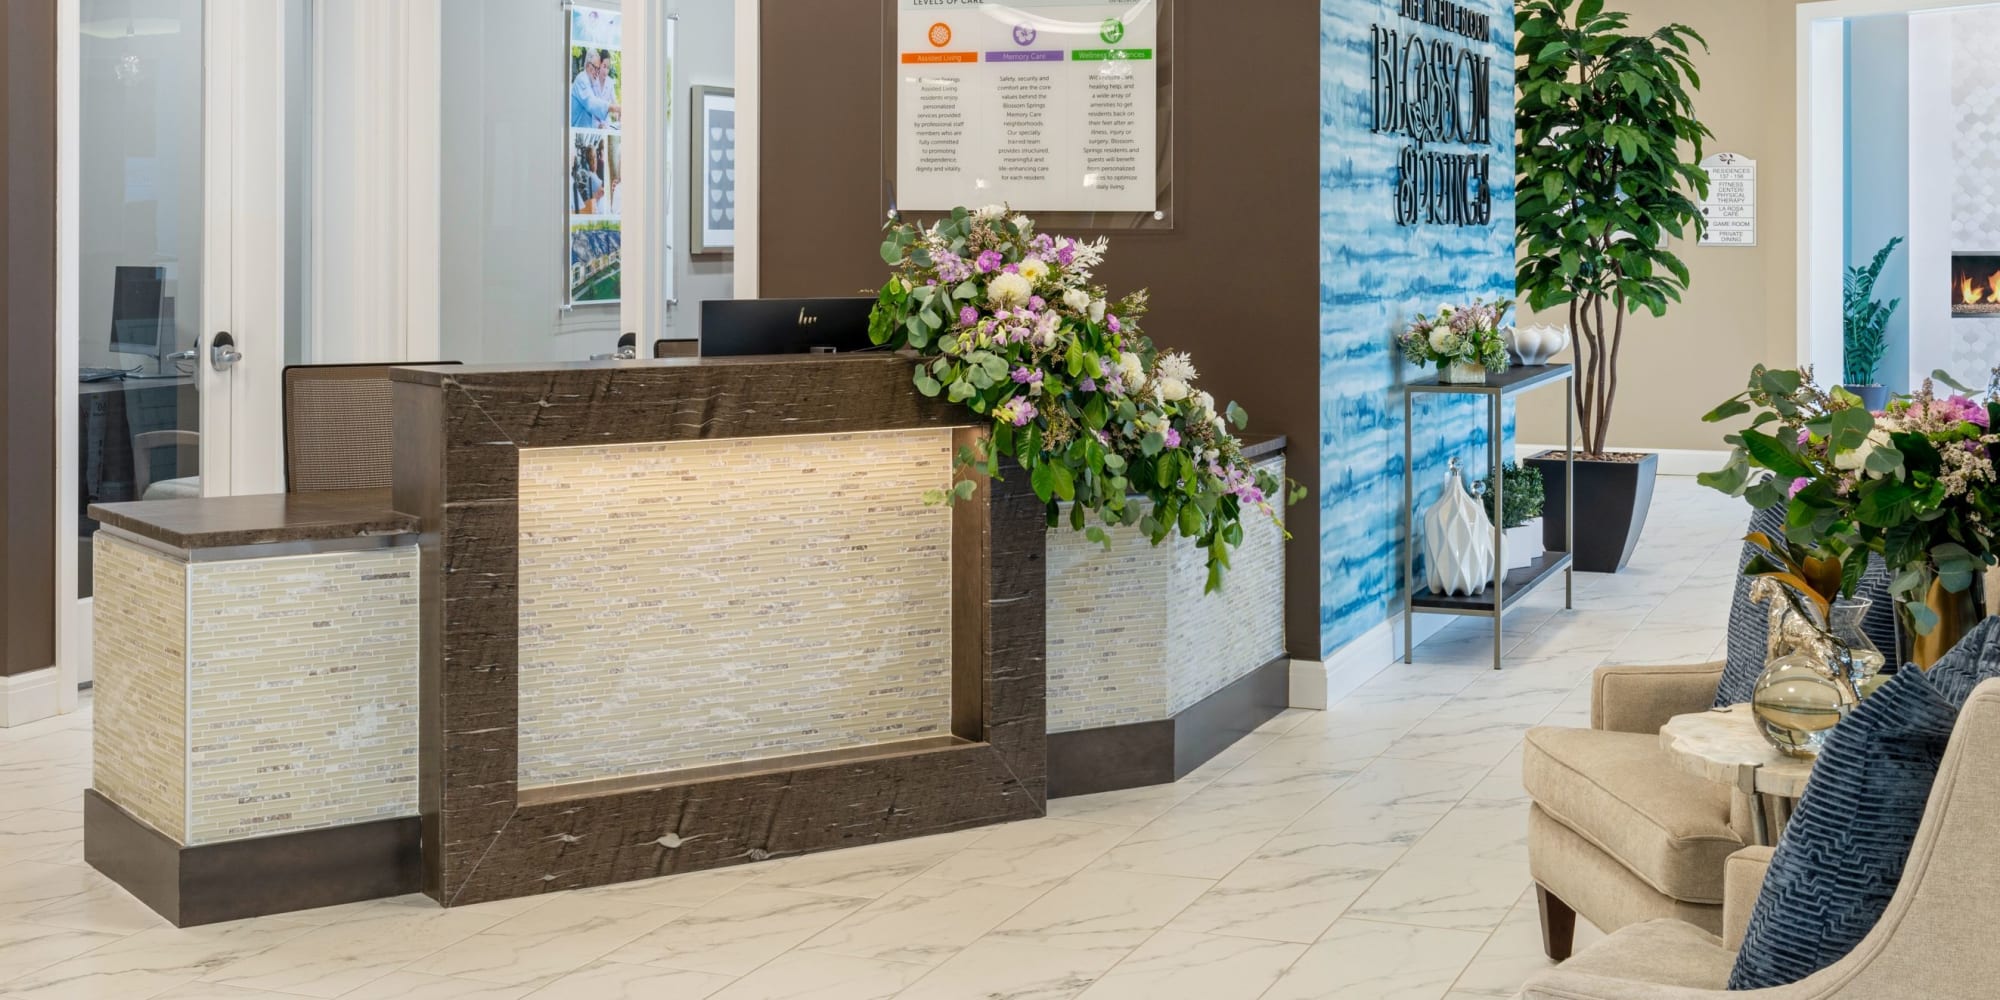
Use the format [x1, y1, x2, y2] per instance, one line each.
[1319, 0, 1518, 659]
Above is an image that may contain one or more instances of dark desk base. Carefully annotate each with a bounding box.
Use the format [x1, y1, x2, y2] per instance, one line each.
[84, 791, 421, 927]
[1048, 655, 1291, 798]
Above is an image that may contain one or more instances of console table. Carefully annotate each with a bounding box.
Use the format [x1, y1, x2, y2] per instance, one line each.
[1402, 364, 1575, 671]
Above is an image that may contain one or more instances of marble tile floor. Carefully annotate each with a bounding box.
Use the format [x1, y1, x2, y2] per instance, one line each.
[0, 479, 1745, 1000]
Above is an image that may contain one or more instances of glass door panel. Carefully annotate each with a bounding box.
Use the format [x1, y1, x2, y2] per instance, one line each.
[76, 0, 205, 599]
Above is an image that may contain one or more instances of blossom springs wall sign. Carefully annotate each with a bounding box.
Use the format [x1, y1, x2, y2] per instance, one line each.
[1369, 2, 1499, 227]
[869, 205, 1300, 593]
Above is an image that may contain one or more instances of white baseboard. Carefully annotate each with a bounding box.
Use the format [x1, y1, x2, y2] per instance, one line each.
[1517, 444, 1731, 478]
[1291, 611, 1454, 710]
[1, 668, 65, 728]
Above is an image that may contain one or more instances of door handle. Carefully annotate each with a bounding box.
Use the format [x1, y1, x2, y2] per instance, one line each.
[210, 331, 243, 373]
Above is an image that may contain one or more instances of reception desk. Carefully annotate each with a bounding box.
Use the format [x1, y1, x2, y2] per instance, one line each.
[82, 356, 1287, 925]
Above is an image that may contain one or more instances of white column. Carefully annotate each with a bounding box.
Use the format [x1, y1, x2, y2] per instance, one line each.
[733, 0, 759, 298]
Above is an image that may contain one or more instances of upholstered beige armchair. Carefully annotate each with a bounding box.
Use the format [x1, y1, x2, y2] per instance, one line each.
[1517, 678, 2000, 998]
[1523, 660, 1755, 958]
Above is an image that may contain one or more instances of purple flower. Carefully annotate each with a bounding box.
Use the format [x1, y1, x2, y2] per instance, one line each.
[975, 250, 1004, 274]
[1028, 296, 1047, 311]
[1798, 428, 1812, 447]
[1056, 240, 1077, 266]
[1789, 477, 1812, 498]
[1163, 428, 1182, 449]
[1078, 377, 1098, 393]
[1105, 373, 1125, 395]
[1004, 263, 1020, 274]
[959, 306, 980, 327]
[1010, 367, 1044, 387]
[997, 398, 1038, 427]
[935, 252, 972, 285]
[1107, 314, 1122, 333]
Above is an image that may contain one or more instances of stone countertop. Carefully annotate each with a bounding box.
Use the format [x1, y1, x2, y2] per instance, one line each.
[89, 488, 418, 550]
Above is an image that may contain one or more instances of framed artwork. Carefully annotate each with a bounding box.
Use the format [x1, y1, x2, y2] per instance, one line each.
[692, 85, 736, 256]
[567, 3, 623, 305]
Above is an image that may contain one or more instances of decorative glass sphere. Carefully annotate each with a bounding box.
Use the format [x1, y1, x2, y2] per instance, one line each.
[1752, 654, 1859, 759]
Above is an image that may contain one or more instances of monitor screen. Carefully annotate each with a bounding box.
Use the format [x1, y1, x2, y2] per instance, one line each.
[700, 297, 881, 357]
[109, 266, 167, 353]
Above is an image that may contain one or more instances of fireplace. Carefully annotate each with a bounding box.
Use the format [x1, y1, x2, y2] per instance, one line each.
[1952, 253, 2000, 317]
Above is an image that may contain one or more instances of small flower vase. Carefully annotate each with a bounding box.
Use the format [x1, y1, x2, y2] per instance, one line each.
[1422, 459, 1495, 597]
[1749, 594, 1870, 758]
[1441, 360, 1488, 385]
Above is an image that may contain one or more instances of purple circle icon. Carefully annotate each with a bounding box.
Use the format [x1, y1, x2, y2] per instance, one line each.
[1013, 24, 1037, 46]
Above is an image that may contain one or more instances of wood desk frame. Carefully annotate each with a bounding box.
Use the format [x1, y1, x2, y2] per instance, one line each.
[393, 357, 1048, 907]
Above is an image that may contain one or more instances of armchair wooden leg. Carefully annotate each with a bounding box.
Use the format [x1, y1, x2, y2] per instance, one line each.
[1537, 884, 1577, 963]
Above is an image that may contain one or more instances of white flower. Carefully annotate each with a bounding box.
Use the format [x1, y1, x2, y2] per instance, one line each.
[1035, 309, 1061, 347]
[1835, 427, 1898, 478]
[1158, 377, 1191, 402]
[1018, 258, 1050, 285]
[1212, 415, 1228, 433]
[1428, 327, 1460, 356]
[1157, 352, 1198, 385]
[987, 272, 1034, 310]
[1063, 289, 1092, 313]
[974, 204, 1007, 221]
[1011, 214, 1034, 233]
[1089, 299, 1107, 324]
[1117, 352, 1146, 389]
[1193, 390, 1216, 418]
[1203, 448, 1220, 462]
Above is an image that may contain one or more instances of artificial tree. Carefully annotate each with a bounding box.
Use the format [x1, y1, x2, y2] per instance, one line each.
[1515, 0, 1713, 457]
[1843, 236, 1904, 404]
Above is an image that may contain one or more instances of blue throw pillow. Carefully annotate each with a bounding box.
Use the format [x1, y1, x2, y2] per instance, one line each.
[1716, 506, 1900, 707]
[1728, 617, 2000, 989]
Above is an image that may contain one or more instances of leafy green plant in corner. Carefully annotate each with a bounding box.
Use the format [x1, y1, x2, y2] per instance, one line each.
[1516, 0, 1714, 456]
[1481, 461, 1546, 529]
[1844, 236, 1903, 387]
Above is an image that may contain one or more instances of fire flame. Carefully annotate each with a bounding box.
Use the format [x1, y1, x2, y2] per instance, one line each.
[1960, 273, 2000, 306]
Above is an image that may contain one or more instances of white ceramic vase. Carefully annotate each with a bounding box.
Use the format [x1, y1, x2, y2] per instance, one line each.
[1505, 521, 1543, 571]
[1505, 325, 1571, 366]
[1423, 459, 1496, 596]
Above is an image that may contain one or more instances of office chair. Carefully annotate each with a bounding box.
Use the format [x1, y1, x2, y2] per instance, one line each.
[283, 363, 455, 493]
[133, 430, 200, 500]
[653, 339, 698, 358]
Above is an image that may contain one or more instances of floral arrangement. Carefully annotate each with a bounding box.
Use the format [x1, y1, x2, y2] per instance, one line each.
[1398, 298, 1514, 375]
[867, 205, 1299, 592]
[1700, 366, 2000, 633]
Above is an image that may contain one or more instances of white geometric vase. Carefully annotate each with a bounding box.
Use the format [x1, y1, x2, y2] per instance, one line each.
[1423, 458, 1496, 596]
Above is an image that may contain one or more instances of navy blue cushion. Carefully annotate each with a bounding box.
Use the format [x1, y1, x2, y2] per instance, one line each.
[1716, 506, 1901, 708]
[1728, 617, 2000, 989]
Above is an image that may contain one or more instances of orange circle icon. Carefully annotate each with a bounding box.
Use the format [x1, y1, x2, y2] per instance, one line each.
[928, 22, 952, 47]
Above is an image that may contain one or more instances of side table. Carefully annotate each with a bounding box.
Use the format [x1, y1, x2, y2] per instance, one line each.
[1660, 704, 1817, 846]
[1402, 364, 1576, 671]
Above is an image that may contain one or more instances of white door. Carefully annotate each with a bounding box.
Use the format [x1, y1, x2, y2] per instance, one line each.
[63, 0, 293, 691]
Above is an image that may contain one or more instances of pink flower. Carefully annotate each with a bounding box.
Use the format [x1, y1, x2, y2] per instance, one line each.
[1789, 477, 1811, 497]
[1164, 428, 1181, 449]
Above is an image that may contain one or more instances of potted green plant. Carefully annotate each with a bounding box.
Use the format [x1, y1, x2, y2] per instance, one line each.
[1482, 461, 1547, 570]
[1844, 237, 1903, 412]
[1516, 0, 1713, 573]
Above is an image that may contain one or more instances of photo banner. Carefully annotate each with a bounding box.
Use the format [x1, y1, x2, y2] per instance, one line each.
[568, 4, 623, 306]
[894, 0, 1160, 214]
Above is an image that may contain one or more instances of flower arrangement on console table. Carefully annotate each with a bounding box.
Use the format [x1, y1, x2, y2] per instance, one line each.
[1700, 366, 2000, 668]
[867, 205, 1302, 592]
[1397, 298, 1514, 385]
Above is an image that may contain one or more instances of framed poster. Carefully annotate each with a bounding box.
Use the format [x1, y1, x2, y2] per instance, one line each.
[692, 85, 736, 256]
[892, 0, 1161, 215]
[567, 3, 623, 305]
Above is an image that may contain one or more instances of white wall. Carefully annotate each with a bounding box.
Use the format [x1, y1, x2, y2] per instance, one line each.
[1908, 5, 2000, 386]
[438, 0, 735, 365]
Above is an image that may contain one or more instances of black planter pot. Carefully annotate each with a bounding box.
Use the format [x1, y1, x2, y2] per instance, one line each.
[1844, 384, 1890, 411]
[1526, 451, 1660, 574]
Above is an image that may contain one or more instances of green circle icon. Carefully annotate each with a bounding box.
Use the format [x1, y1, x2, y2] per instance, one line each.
[1099, 18, 1125, 44]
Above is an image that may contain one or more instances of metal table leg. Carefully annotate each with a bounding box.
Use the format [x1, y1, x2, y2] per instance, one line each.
[1404, 389, 1415, 665]
[1491, 392, 1504, 671]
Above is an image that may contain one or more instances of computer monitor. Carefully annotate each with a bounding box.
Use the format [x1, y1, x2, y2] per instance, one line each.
[109, 266, 169, 359]
[700, 297, 881, 357]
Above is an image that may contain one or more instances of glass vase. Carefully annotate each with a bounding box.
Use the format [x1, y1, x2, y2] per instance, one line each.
[1752, 653, 1859, 758]
[1441, 360, 1488, 385]
[1828, 597, 1889, 698]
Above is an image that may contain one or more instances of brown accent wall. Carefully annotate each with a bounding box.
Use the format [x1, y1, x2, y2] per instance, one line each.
[760, 0, 1323, 658]
[2, 0, 60, 678]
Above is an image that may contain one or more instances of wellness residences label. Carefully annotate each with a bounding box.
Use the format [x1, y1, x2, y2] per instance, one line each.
[894, 0, 1159, 214]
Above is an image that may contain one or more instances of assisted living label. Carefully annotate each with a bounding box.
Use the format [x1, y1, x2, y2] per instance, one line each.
[1698, 152, 1756, 248]
[895, 0, 1159, 214]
